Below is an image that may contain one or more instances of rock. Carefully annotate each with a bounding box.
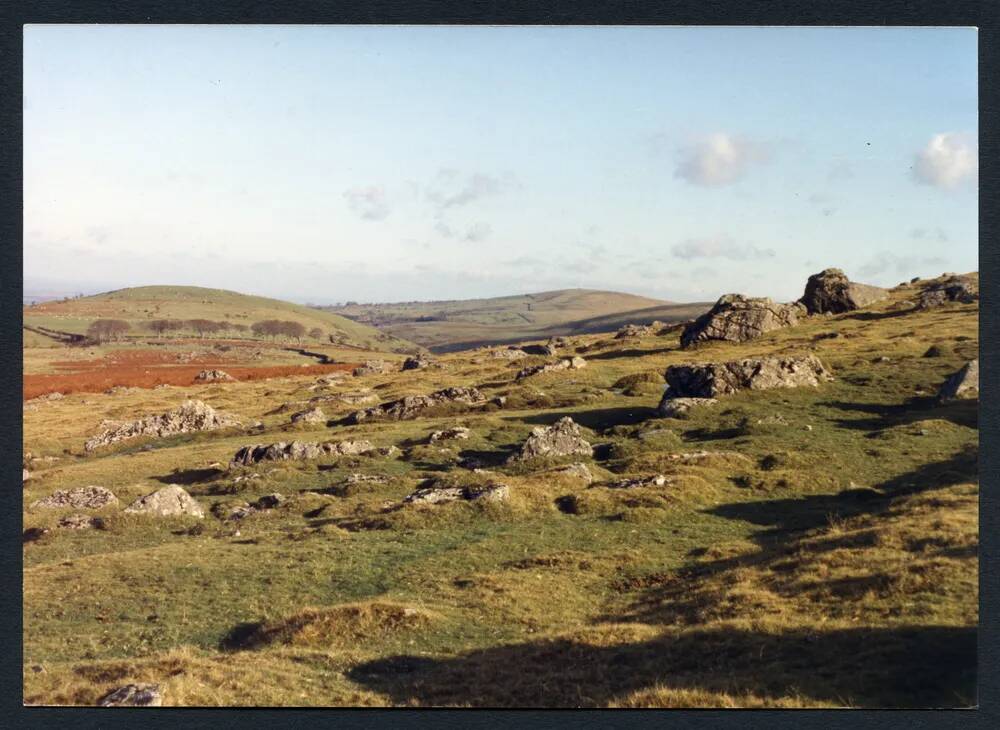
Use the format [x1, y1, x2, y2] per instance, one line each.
[314, 373, 348, 387]
[344, 473, 390, 485]
[336, 390, 380, 406]
[938, 360, 979, 402]
[489, 347, 528, 360]
[521, 343, 559, 356]
[544, 462, 594, 483]
[290, 407, 326, 424]
[664, 355, 832, 398]
[657, 396, 719, 418]
[429, 426, 472, 443]
[124, 485, 205, 518]
[918, 274, 979, 309]
[97, 683, 163, 707]
[680, 294, 804, 348]
[104, 386, 138, 395]
[507, 417, 593, 464]
[23, 527, 50, 543]
[799, 268, 888, 314]
[463, 483, 510, 503]
[401, 355, 434, 371]
[22, 468, 30, 482]
[603, 475, 669, 489]
[569, 356, 587, 369]
[353, 360, 389, 376]
[216, 502, 256, 521]
[253, 493, 286, 509]
[515, 357, 584, 380]
[57, 513, 105, 530]
[229, 439, 376, 467]
[348, 387, 487, 424]
[195, 369, 234, 382]
[30, 486, 119, 510]
[615, 323, 652, 339]
[84, 400, 240, 452]
[404, 482, 510, 505]
[923, 345, 946, 358]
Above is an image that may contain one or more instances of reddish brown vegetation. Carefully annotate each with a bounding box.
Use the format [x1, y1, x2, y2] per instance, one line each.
[24, 349, 356, 400]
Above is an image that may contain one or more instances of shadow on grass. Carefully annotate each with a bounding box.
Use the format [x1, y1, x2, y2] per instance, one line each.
[511, 406, 658, 431]
[819, 397, 978, 431]
[151, 467, 224, 485]
[344, 624, 975, 708]
[842, 309, 915, 322]
[584, 347, 676, 361]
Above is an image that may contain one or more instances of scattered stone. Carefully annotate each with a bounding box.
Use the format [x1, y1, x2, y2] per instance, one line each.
[515, 357, 586, 380]
[429, 426, 472, 443]
[603, 475, 669, 489]
[348, 387, 487, 424]
[229, 439, 376, 467]
[344, 473, 390, 486]
[97, 683, 163, 707]
[195, 369, 234, 382]
[124, 485, 205, 518]
[405, 482, 510, 505]
[680, 294, 804, 348]
[57, 513, 105, 530]
[507, 417, 593, 464]
[657, 396, 719, 418]
[799, 268, 888, 314]
[664, 354, 832, 398]
[353, 360, 389, 376]
[30, 486, 119, 510]
[938, 360, 979, 402]
[615, 323, 653, 339]
[918, 274, 979, 309]
[84, 400, 240, 452]
[290, 407, 326, 424]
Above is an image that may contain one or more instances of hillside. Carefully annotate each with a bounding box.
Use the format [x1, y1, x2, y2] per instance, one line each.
[23, 285, 420, 354]
[22, 272, 978, 707]
[322, 289, 709, 352]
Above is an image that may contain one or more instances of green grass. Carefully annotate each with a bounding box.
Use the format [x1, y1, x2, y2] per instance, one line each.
[22, 278, 978, 707]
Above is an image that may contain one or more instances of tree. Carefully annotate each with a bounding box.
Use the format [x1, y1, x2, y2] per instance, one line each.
[147, 320, 172, 337]
[187, 319, 223, 338]
[87, 319, 130, 343]
[308, 327, 324, 340]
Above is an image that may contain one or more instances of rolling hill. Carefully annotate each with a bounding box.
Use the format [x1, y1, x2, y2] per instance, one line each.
[23, 285, 420, 354]
[322, 289, 713, 352]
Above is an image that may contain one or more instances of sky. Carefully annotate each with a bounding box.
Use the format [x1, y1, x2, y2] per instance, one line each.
[24, 25, 978, 304]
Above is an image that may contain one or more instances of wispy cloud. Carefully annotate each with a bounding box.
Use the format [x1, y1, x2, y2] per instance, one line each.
[671, 235, 775, 261]
[912, 132, 977, 189]
[463, 222, 492, 242]
[858, 252, 948, 279]
[343, 185, 390, 221]
[425, 170, 514, 211]
[675, 133, 769, 187]
[910, 227, 949, 243]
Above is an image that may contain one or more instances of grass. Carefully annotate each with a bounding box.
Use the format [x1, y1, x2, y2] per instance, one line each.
[22, 276, 978, 707]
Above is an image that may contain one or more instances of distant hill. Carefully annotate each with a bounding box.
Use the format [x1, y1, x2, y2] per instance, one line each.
[23, 285, 420, 353]
[321, 288, 712, 352]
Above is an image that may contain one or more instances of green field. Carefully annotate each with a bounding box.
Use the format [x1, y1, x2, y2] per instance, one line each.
[22, 276, 978, 707]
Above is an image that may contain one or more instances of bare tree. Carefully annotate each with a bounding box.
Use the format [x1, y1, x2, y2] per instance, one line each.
[87, 319, 131, 343]
[308, 327, 324, 340]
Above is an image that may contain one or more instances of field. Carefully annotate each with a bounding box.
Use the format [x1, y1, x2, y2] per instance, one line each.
[22, 276, 978, 707]
[24, 285, 420, 354]
[323, 288, 712, 352]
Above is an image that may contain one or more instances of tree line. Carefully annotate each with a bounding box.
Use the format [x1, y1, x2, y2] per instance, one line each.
[85, 318, 326, 343]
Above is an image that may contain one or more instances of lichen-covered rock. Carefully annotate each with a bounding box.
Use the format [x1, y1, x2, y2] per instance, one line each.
[799, 268, 888, 314]
[348, 387, 487, 424]
[664, 355, 832, 398]
[98, 683, 163, 707]
[30, 486, 118, 510]
[290, 407, 326, 424]
[680, 294, 804, 348]
[657, 396, 719, 418]
[404, 482, 510, 505]
[195, 369, 234, 382]
[507, 417, 593, 464]
[124, 485, 205, 518]
[84, 400, 240, 452]
[230, 439, 376, 467]
[918, 274, 979, 309]
[938, 360, 979, 402]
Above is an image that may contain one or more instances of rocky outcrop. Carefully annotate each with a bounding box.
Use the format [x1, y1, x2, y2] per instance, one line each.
[918, 274, 979, 309]
[405, 482, 510, 505]
[515, 357, 587, 380]
[230, 439, 376, 467]
[195, 369, 234, 382]
[429, 426, 471, 443]
[30, 486, 119, 510]
[290, 407, 326, 424]
[84, 400, 239, 452]
[680, 295, 804, 348]
[799, 268, 888, 314]
[98, 683, 163, 707]
[348, 387, 488, 424]
[657, 396, 719, 418]
[664, 355, 832, 398]
[615, 323, 653, 339]
[938, 360, 979, 402]
[124, 485, 205, 518]
[507, 417, 593, 464]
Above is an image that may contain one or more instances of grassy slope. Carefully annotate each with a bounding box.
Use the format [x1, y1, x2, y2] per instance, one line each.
[22, 276, 978, 707]
[322, 289, 709, 352]
[23, 285, 419, 354]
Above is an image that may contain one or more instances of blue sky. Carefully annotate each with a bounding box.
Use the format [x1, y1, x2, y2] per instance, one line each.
[24, 25, 978, 304]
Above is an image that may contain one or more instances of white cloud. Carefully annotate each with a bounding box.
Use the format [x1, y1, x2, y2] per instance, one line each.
[858, 252, 948, 279]
[912, 132, 977, 189]
[674, 133, 769, 187]
[425, 170, 513, 211]
[910, 227, 949, 243]
[343, 185, 390, 221]
[671, 235, 775, 261]
[463, 222, 492, 242]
